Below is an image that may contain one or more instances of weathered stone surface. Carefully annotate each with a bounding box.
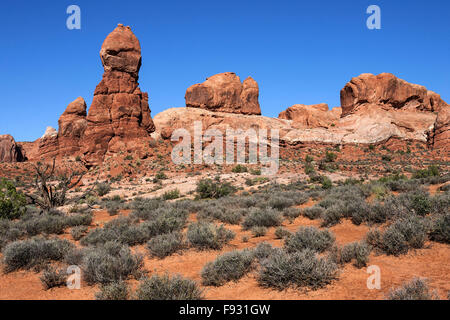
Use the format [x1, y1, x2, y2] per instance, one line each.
[432, 105, 450, 151]
[0, 135, 24, 162]
[278, 103, 339, 128]
[340, 73, 447, 116]
[58, 97, 88, 156]
[38, 127, 59, 159]
[185, 72, 261, 115]
[81, 24, 155, 166]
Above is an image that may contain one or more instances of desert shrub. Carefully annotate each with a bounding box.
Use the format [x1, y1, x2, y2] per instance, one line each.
[162, 189, 180, 200]
[252, 242, 276, 261]
[0, 178, 26, 220]
[364, 229, 383, 248]
[231, 164, 248, 173]
[429, 213, 450, 244]
[268, 194, 295, 210]
[196, 179, 236, 199]
[197, 204, 245, 225]
[66, 212, 93, 227]
[351, 202, 388, 226]
[135, 274, 203, 300]
[412, 165, 440, 179]
[155, 171, 167, 180]
[104, 200, 122, 216]
[338, 241, 371, 268]
[0, 219, 22, 249]
[283, 207, 301, 221]
[131, 198, 165, 220]
[284, 226, 335, 253]
[430, 193, 450, 215]
[95, 281, 129, 300]
[275, 227, 291, 239]
[187, 222, 235, 250]
[71, 225, 88, 241]
[258, 249, 338, 290]
[304, 162, 315, 175]
[242, 208, 282, 230]
[82, 210, 186, 247]
[325, 151, 337, 163]
[320, 204, 343, 227]
[251, 226, 267, 237]
[139, 210, 187, 238]
[81, 241, 144, 284]
[302, 206, 325, 220]
[80, 218, 143, 246]
[147, 232, 184, 258]
[96, 182, 111, 197]
[201, 249, 254, 286]
[64, 247, 84, 266]
[2, 238, 74, 272]
[321, 176, 333, 189]
[40, 265, 67, 290]
[371, 216, 429, 256]
[387, 278, 437, 300]
[19, 214, 67, 236]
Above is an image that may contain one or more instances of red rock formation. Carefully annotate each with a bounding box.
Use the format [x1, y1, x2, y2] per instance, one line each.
[340, 73, 449, 150]
[38, 127, 59, 159]
[278, 103, 340, 128]
[81, 24, 155, 166]
[58, 97, 87, 156]
[340, 73, 447, 117]
[432, 106, 449, 152]
[185, 72, 261, 115]
[0, 135, 24, 162]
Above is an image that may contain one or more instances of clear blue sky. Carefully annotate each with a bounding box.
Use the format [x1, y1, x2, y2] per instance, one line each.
[1, 0, 449, 141]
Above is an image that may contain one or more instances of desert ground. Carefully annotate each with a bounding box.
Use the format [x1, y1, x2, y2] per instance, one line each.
[0, 143, 449, 300]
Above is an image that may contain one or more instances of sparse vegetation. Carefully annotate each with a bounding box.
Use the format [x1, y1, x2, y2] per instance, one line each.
[258, 249, 338, 290]
[147, 232, 184, 258]
[187, 222, 235, 250]
[95, 281, 129, 300]
[0, 178, 26, 220]
[201, 250, 254, 286]
[135, 274, 203, 300]
[387, 278, 437, 300]
[284, 227, 335, 253]
[196, 178, 236, 199]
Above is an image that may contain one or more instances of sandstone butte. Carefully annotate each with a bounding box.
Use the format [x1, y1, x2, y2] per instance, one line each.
[3, 25, 449, 164]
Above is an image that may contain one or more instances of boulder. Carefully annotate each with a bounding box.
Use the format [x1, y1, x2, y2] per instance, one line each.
[185, 72, 261, 115]
[278, 103, 339, 128]
[0, 135, 24, 162]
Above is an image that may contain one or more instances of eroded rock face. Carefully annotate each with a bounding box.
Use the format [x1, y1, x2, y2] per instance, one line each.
[58, 97, 88, 156]
[38, 127, 59, 159]
[340, 73, 447, 116]
[278, 103, 340, 128]
[432, 106, 450, 151]
[185, 72, 261, 115]
[81, 24, 155, 166]
[0, 135, 24, 162]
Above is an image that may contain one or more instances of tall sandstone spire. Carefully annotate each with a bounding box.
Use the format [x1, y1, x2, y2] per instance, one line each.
[81, 24, 155, 166]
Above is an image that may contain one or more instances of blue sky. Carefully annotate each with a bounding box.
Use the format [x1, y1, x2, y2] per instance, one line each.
[1, 0, 449, 141]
